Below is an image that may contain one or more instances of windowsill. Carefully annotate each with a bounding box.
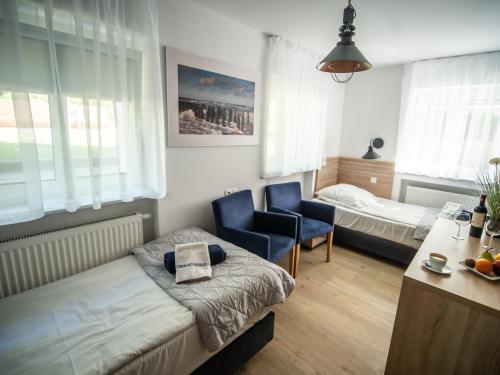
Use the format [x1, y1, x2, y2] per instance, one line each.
[42, 196, 151, 216]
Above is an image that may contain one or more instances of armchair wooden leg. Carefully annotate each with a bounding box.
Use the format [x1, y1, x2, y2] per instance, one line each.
[326, 231, 333, 263]
[293, 244, 301, 277]
[288, 246, 296, 277]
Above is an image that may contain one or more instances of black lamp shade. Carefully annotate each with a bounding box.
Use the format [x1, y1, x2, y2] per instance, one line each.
[362, 146, 380, 160]
[317, 44, 372, 73]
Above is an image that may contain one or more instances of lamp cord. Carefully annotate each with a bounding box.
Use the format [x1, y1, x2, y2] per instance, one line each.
[347, 0, 356, 19]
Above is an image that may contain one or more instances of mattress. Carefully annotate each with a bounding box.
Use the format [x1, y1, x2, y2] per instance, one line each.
[0, 256, 270, 375]
[314, 196, 425, 249]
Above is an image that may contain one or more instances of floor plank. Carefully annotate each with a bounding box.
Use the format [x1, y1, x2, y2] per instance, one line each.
[236, 243, 405, 375]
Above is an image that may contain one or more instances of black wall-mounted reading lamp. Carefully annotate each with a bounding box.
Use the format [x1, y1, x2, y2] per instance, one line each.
[362, 138, 384, 159]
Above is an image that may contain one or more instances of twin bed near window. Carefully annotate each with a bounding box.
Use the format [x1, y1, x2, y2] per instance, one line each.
[313, 184, 425, 264]
[316, 195, 426, 248]
[308, 157, 475, 265]
[312, 182, 466, 265]
[0, 228, 293, 375]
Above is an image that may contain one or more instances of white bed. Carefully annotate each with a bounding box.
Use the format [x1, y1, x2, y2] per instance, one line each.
[314, 195, 426, 249]
[312, 183, 468, 265]
[0, 255, 270, 375]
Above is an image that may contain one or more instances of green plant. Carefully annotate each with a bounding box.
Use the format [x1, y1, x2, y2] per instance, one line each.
[477, 158, 500, 221]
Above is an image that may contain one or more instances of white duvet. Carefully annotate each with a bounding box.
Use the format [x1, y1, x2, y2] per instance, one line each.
[0, 256, 196, 375]
[315, 196, 426, 249]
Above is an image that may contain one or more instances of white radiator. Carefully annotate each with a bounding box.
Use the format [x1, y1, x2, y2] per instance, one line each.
[404, 186, 478, 212]
[0, 214, 143, 299]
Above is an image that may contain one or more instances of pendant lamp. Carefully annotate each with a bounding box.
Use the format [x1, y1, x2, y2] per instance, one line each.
[317, 0, 372, 83]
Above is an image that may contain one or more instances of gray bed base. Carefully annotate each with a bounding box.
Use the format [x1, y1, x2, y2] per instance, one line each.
[192, 311, 275, 375]
[333, 226, 417, 266]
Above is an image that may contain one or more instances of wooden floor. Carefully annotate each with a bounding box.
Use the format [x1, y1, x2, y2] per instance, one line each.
[237, 243, 406, 375]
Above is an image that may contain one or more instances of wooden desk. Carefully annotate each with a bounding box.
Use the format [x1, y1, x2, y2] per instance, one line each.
[385, 218, 500, 375]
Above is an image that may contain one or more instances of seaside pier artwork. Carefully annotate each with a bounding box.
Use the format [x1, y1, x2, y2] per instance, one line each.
[177, 64, 255, 136]
[166, 48, 260, 146]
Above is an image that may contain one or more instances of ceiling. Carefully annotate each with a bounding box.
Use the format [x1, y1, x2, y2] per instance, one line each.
[189, 0, 500, 67]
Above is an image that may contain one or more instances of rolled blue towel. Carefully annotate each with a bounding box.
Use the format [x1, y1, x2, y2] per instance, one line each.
[164, 244, 227, 274]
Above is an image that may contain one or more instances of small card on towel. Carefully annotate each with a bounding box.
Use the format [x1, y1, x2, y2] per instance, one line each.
[175, 242, 212, 283]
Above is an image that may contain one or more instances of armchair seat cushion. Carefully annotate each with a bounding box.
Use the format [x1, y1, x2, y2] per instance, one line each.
[301, 217, 333, 242]
[254, 231, 295, 263]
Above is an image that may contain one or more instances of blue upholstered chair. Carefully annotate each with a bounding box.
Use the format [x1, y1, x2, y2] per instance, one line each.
[212, 189, 298, 276]
[265, 182, 335, 276]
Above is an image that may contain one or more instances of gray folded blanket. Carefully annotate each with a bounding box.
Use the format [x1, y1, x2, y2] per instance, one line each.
[413, 207, 441, 240]
[132, 227, 295, 352]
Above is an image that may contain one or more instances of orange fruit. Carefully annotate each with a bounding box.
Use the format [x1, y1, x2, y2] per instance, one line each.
[475, 258, 492, 274]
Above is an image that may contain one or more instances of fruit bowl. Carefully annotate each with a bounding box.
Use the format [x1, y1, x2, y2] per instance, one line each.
[458, 261, 500, 281]
[459, 249, 500, 282]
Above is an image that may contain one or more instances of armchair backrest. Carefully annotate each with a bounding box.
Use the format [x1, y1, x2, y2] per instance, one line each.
[265, 182, 302, 213]
[212, 189, 255, 231]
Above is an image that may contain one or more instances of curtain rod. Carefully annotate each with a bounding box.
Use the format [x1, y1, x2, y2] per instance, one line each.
[263, 33, 324, 57]
[264, 33, 281, 39]
[413, 50, 500, 64]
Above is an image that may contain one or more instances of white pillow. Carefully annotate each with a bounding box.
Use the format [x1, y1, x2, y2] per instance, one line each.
[316, 184, 377, 208]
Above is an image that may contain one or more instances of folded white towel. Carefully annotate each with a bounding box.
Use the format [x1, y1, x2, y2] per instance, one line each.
[175, 242, 212, 283]
[438, 202, 464, 219]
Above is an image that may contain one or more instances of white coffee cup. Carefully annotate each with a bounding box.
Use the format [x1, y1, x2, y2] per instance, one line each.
[429, 253, 447, 270]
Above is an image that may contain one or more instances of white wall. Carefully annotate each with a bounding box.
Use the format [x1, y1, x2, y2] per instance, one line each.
[339, 65, 404, 161]
[324, 85, 346, 157]
[155, 0, 344, 235]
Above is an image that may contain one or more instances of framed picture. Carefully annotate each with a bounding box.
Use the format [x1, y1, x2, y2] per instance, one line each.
[165, 48, 261, 147]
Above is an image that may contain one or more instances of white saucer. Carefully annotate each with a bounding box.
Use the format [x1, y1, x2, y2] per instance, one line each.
[422, 260, 452, 275]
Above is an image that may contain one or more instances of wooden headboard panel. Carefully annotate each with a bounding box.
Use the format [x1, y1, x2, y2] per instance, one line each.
[315, 157, 395, 199]
[314, 157, 339, 192]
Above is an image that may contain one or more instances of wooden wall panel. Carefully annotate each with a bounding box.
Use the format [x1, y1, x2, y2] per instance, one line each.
[337, 157, 395, 199]
[314, 157, 339, 192]
[315, 157, 395, 199]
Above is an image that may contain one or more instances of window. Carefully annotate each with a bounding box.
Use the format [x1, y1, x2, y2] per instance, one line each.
[0, 0, 165, 225]
[395, 53, 500, 181]
[1, 92, 54, 184]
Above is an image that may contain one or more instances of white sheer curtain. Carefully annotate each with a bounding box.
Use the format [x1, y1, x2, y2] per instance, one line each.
[262, 36, 330, 178]
[0, 0, 166, 225]
[395, 52, 500, 181]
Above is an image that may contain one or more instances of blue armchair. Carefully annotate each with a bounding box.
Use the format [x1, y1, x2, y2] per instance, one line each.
[265, 182, 335, 276]
[212, 189, 298, 276]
